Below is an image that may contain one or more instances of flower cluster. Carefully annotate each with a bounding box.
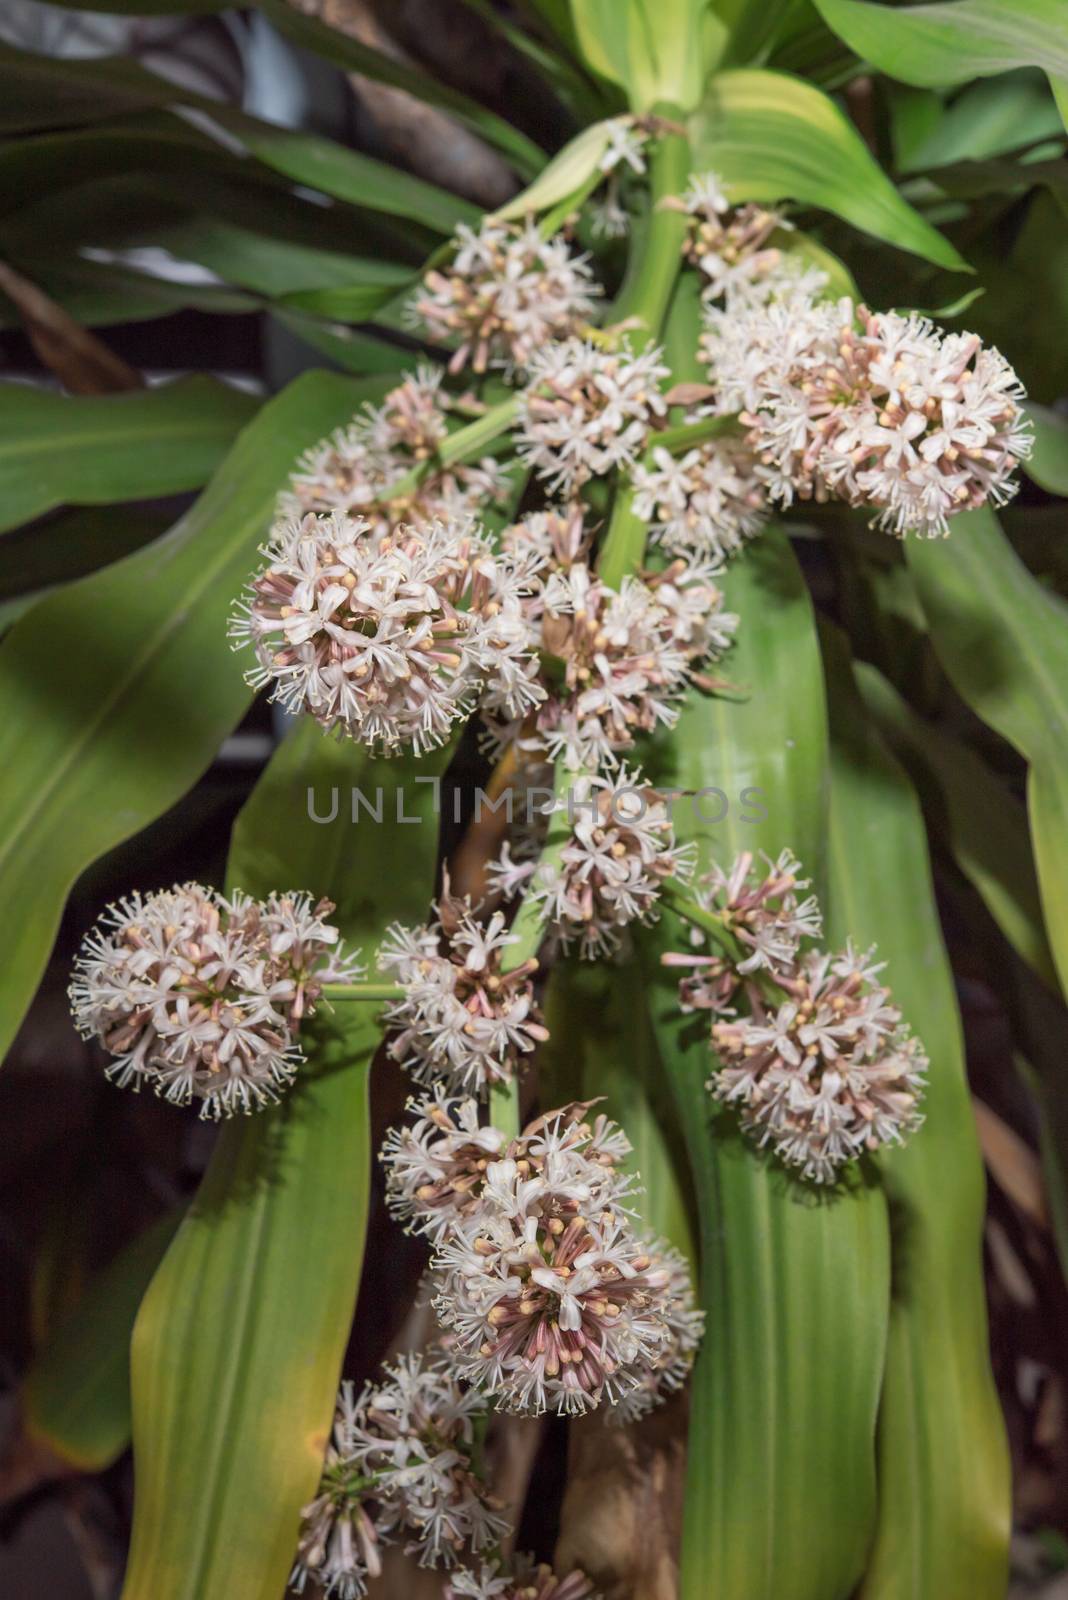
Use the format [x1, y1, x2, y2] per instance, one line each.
[410, 218, 600, 373]
[382, 1096, 702, 1417]
[483, 507, 737, 770]
[445, 1556, 599, 1599]
[491, 768, 694, 958]
[664, 172, 788, 305]
[230, 512, 528, 756]
[379, 891, 547, 1095]
[280, 367, 509, 537]
[704, 289, 1031, 536]
[291, 1352, 507, 1599]
[69, 883, 360, 1118]
[663, 851, 926, 1181]
[517, 338, 670, 494]
[631, 435, 772, 560]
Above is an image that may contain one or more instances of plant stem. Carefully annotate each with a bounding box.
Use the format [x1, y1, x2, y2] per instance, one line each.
[655, 413, 736, 455]
[489, 759, 574, 1136]
[598, 113, 691, 588]
[321, 983, 405, 1003]
[381, 393, 519, 505]
[661, 880, 747, 964]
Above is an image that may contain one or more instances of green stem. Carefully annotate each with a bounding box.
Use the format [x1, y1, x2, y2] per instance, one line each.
[489, 759, 574, 1137]
[661, 881, 747, 964]
[539, 169, 606, 241]
[598, 114, 691, 589]
[654, 413, 736, 456]
[381, 394, 519, 504]
[321, 983, 405, 1003]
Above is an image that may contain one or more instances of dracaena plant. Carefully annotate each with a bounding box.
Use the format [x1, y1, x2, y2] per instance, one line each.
[5, 1, 1068, 1598]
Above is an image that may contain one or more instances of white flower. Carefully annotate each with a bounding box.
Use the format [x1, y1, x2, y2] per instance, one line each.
[411, 219, 600, 373]
[500, 768, 694, 958]
[607, 1240, 704, 1424]
[598, 117, 648, 176]
[70, 884, 360, 1119]
[631, 436, 771, 560]
[710, 943, 927, 1183]
[278, 368, 510, 535]
[481, 509, 738, 770]
[445, 1556, 599, 1600]
[703, 291, 1032, 536]
[230, 513, 497, 756]
[378, 895, 548, 1095]
[517, 338, 670, 494]
[290, 1354, 507, 1598]
[666, 171, 789, 304]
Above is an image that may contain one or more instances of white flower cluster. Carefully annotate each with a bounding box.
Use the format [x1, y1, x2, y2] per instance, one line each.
[491, 768, 695, 958]
[378, 893, 548, 1095]
[665, 171, 788, 305]
[382, 1096, 702, 1417]
[704, 290, 1031, 536]
[280, 368, 509, 537]
[230, 512, 541, 757]
[290, 1352, 507, 1600]
[483, 508, 738, 770]
[631, 435, 772, 560]
[517, 338, 671, 494]
[70, 883, 360, 1118]
[411, 218, 600, 373]
[445, 1556, 600, 1600]
[663, 851, 926, 1182]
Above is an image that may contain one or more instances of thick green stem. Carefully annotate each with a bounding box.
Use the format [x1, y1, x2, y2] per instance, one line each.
[321, 983, 405, 1003]
[655, 413, 736, 456]
[661, 881, 747, 965]
[489, 759, 574, 1136]
[381, 394, 519, 505]
[598, 115, 691, 589]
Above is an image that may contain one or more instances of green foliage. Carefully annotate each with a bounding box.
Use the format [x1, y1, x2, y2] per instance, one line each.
[123, 720, 451, 1600]
[0, 374, 386, 1063]
[643, 534, 892, 1600]
[689, 68, 971, 270]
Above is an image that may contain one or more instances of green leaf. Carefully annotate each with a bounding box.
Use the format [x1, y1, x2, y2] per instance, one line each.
[0, 40, 178, 131]
[856, 661, 1058, 991]
[122, 720, 447, 1600]
[688, 68, 972, 271]
[0, 378, 259, 535]
[1025, 402, 1068, 495]
[906, 509, 1068, 998]
[257, 0, 546, 179]
[569, 0, 720, 109]
[0, 506, 170, 603]
[812, 0, 1068, 130]
[0, 254, 258, 330]
[823, 632, 1011, 1599]
[0, 370, 388, 1065]
[641, 530, 891, 1600]
[23, 1211, 183, 1470]
[493, 118, 617, 220]
[893, 72, 1065, 173]
[278, 275, 417, 322]
[0, 44, 475, 236]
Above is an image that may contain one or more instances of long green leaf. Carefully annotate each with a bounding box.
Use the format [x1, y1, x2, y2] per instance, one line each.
[0, 371, 387, 1065]
[23, 1211, 183, 1471]
[258, 0, 545, 179]
[857, 662, 1058, 990]
[123, 719, 448, 1600]
[642, 530, 891, 1600]
[0, 44, 476, 235]
[0, 378, 258, 534]
[823, 634, 1010, 1599]
[688, 68, 971, 271]
[0, 506, 170, 602]
[906, 508, 1068, 997]
[812, 0, 1068, 129]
